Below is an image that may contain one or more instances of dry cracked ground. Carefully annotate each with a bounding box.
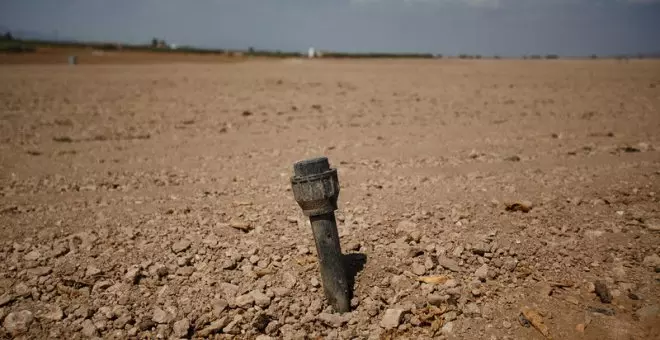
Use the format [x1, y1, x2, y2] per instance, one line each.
[1, 59, 659, 340]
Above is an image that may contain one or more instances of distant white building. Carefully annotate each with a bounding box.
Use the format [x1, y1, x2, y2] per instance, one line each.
[308, 47, 316, 58]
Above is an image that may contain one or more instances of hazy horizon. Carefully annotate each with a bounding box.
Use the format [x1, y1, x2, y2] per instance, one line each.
[1, 0, 659, 56]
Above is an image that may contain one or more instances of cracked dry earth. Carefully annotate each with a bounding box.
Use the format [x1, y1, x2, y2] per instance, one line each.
[1, 59, 659, 340]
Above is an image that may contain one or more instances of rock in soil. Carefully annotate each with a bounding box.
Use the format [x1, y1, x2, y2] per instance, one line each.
[124, 266, 143, 284]
[197, 317, 229, 337]
[235, 293, 255, 308]
[172, 318, 190, 338]
[505, 201, 533, 213]
[437, 256, 461, 272]
[442, 321, 454, 335]
[138, 319, 156, 331]
[3, 310, 34, 336]
[171, 240, 191, 254]
[0, 294, 16, 307]
[252, 290, 271, 307]
[41, 305, 64, 321]
[317, 312, 349, 328]
[252, 313, 271, 332]
[152, 307, 172, 324]
[380, 308, 404, 329]
[475, 264, 489, 281]
[643, 254, 660, 268]
[594, 281, 612, 304]
[588, 306, 615, 316]
[81, 319, 99, 337]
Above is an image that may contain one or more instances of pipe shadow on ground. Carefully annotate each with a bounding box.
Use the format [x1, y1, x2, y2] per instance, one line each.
[343, 253, 367, 299]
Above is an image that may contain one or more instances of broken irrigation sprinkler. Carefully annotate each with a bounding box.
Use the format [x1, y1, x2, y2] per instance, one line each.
[290, 156, 350, 313]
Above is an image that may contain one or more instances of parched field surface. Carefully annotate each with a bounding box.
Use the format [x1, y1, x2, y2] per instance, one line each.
[1, 59, 659, 339]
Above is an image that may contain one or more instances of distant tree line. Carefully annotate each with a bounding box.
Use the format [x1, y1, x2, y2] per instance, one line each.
[458, 54, 481, 59]
[244, 47, 303, 58]
[151, 37, 168, 48]
[321, 52, 434, 59]
[0, 31, 37, 53]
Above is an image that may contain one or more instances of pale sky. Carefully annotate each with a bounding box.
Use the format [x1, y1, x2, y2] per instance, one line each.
[1, 0, 659, 56]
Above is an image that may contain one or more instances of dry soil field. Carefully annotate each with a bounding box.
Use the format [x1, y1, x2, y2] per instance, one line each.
[1, 58, 660, 340]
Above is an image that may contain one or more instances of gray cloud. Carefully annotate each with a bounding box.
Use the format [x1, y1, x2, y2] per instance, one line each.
[351, 0, 500, 6]
[624, 0, 660, 3]
[354, 0, 660, 6]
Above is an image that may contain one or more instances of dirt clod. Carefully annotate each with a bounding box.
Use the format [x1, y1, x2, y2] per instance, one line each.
[475, 264, 489, 281]
[81, 319, 99, 337]
[380, 308, 404, 329]
[3, 310, 34, 336]
[171, 240, 192, 254]
[173, 318, 190, 338]
[41, 305, 64, 321]
[197, 317, 229, 337]
[594, 281, 612, 304]
[152, 307, 172, 324]
[505, 201, 533, 213]
[317, 312, 349, 328]
[588, 306, 615, 316]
